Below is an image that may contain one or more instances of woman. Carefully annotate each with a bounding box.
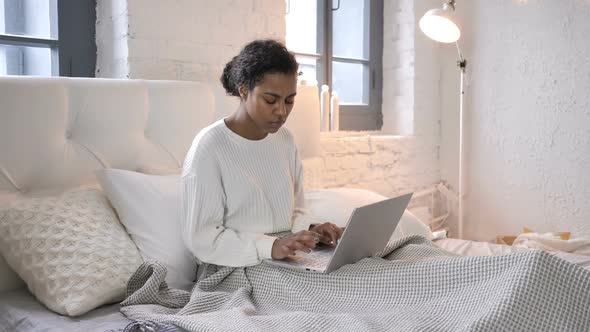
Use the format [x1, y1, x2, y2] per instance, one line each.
[181, 39, 342, 267]
[123, 40, 590, 331]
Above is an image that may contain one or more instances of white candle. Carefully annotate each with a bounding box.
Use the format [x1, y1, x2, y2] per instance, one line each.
[330, 91, 339, 131]
[320, 85, 330, 132]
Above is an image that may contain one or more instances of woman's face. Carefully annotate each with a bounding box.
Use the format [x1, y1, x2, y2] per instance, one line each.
[241, 72, 298, 134]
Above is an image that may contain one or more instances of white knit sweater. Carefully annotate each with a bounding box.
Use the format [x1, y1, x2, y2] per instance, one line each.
[181, 119, 321, 267]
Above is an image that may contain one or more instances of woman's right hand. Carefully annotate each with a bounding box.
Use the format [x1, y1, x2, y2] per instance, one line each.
[271, 231, 320, 259]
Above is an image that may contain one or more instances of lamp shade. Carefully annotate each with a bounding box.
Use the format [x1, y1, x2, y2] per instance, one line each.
[419, 8, 461, 43]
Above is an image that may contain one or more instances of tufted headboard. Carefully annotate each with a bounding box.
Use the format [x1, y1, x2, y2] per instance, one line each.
[0, 76, 320, 291]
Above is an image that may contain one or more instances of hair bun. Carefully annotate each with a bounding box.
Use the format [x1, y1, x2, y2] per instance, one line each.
[221, 57, 239, 96]
[220, 40, 298, 99]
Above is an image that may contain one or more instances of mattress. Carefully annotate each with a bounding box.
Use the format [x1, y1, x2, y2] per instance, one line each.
[0, 289, 131, 332]
[435, 238, 590, 270]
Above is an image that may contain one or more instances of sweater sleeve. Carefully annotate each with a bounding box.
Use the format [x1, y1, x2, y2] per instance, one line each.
[290, 148, 327, 233]
[181, 153, 276, 267]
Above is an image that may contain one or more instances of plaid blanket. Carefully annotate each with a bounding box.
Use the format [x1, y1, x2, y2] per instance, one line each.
[120, 236, 590, 332]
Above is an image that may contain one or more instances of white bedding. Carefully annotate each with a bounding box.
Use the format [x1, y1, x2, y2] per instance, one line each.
[0, 289, 130, 332]
[435, 238, 590, 270]
[2, 237, 589, 331]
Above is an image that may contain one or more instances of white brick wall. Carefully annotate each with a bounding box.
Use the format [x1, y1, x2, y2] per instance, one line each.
[126, 0, 284, 84]
[382, 0, 415, 135]
[303, 133, 439, 199]
[96, 0, 129, 78]
[95, 0, 442, 210]
[97, 0, 285, 82]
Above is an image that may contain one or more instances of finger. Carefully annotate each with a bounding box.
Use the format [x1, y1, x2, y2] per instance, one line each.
[294, 240, 314, 252]
[307, 228, 328, 244]
[281, 245, 295, 257]
[295, 230, 317, 237]
[295, 232, 320, 246]
[288, 239, 313, 252]
[330, 223, 343, 241]
[298, 232, 319, 242]
[324, 228, 337, 245]
[317, 231, 333, 245]
[296, 237, 317, 250]
[315, 225, 336, 244]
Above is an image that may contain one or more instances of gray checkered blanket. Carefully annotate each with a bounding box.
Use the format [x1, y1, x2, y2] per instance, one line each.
[120, 235, 590, 332]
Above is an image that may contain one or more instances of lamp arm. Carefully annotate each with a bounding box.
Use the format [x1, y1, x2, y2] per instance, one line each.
[444, 0, 456, 11]
[455, 39, 467, 239]
[455, 41, 467, 72]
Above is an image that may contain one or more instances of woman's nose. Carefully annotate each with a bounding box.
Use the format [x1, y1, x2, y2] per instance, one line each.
[275, 102, 287, 116]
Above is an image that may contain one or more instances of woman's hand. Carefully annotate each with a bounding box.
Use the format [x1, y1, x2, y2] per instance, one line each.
[309, 222, 343, 246]
[271, 231, 319, 259]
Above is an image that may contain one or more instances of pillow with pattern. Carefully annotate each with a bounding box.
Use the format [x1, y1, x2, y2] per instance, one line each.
[0, 188, 143, 316]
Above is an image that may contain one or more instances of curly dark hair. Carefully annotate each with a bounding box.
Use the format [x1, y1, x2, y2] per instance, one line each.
[221, 39, 299, 97]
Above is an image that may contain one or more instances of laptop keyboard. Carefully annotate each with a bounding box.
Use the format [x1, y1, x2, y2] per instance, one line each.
[291, 246, 334, 268]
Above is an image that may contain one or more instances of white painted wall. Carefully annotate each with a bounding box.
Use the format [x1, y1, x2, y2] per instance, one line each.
[439, 0, 590, 241]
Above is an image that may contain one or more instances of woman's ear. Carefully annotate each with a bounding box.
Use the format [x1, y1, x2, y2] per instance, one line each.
[238, 85, 248, 100]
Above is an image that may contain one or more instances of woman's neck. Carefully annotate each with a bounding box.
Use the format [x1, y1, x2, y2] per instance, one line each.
[225, 105, 268, 141]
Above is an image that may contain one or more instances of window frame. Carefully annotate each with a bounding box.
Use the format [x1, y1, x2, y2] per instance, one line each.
[0, 0, 96, 77]
[287, 0, 384, 131]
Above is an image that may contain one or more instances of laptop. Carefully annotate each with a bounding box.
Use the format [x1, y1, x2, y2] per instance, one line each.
[266, 192, 413, 274]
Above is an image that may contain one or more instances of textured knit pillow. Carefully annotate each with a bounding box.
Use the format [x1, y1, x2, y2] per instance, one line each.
[0, 188, 143, 316]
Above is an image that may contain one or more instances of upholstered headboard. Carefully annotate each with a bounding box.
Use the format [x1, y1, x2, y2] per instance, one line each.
[0, 76, 320, 291]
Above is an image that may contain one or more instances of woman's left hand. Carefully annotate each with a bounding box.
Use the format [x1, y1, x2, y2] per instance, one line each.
[309, 222, 343, 246]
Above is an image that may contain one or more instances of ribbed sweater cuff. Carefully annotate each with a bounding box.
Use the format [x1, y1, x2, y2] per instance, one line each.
[256, 234, 277, 260]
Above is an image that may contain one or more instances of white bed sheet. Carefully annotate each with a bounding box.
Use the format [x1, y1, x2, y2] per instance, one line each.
[435, 238, 590, 270]
[0, 289, 130, 332]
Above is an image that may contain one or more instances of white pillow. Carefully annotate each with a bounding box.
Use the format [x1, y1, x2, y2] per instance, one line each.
[0, 189, 143, 316]
[136, 166, 182, 175]
[305, 188, 433, 240]
[95, 169, 196, 290]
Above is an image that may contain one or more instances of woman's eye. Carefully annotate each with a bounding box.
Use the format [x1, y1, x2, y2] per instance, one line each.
[264, 99, 276, 104]
[286, 99, 294, 105]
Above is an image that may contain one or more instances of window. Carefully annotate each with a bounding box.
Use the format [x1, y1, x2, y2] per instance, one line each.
[286, 0, 383, 131]
[0, 0, 96, 77]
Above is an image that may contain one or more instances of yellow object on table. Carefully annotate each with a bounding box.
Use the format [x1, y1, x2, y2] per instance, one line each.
[523, 227, 570, 240]
[496, 227, 571, 246]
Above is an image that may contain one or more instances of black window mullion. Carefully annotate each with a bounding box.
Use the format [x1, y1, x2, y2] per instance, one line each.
[57, 0, 96, 77]
[0, 34, 58, 48]
[369, 0, 384, 129]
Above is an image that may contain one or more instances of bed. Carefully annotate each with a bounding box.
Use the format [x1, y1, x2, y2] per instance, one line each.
[434, 237, 590, 270]
[0, 289, 128, 332]
[1, 76, 589, 332]
[0, 76, 320, 331]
